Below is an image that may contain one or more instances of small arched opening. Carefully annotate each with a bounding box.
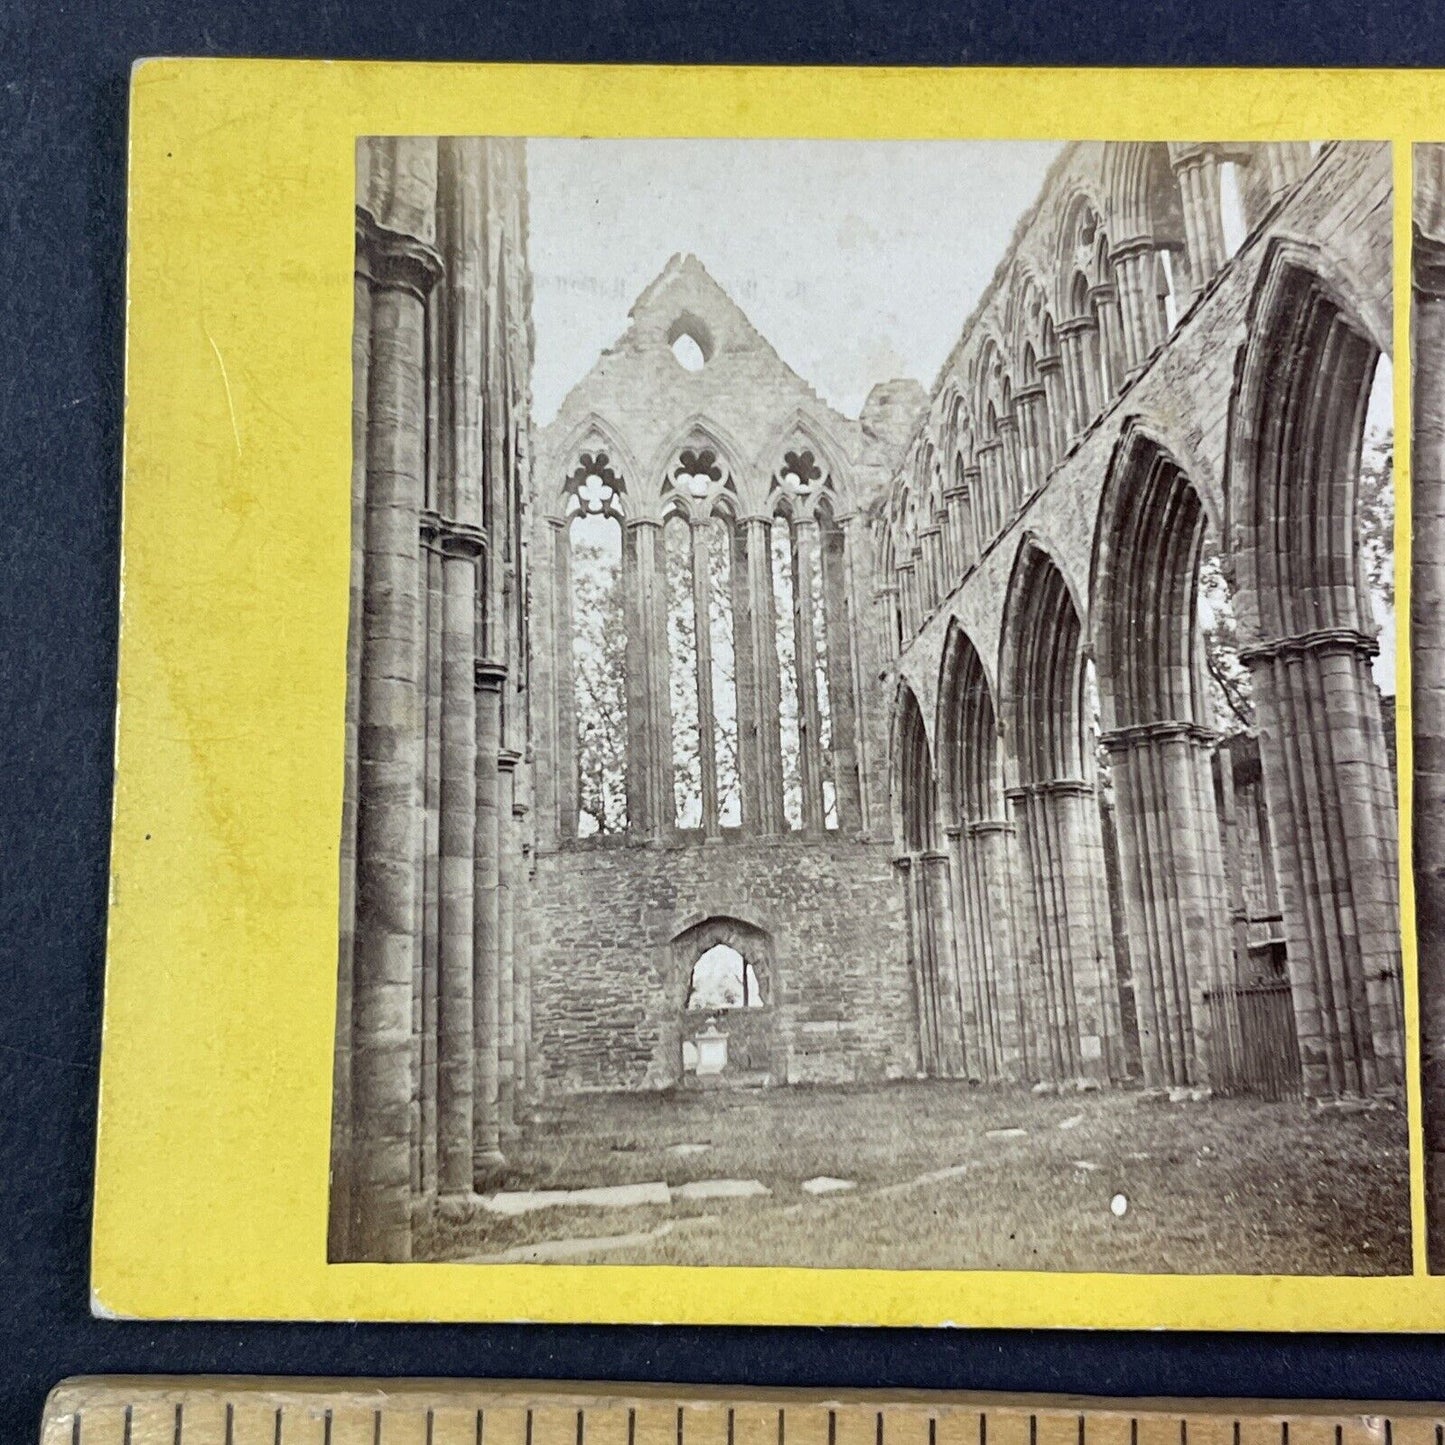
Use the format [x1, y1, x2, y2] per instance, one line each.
[674, 916, 779, 1086]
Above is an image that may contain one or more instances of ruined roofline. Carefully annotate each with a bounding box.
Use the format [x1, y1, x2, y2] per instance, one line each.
[543, 248, 924, 452]
[889, 139, 1340, 475]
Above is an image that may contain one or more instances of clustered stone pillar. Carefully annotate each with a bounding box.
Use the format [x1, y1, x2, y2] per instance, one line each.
[793, 515, 826, 834]
[689, 522, 721, 836]
[550, 517, 577, 842]
[1089, 282, 1126, 398]
[1112, 239, 1167, 376]
[821, 519, 864, 833]
[974, 442, 1003, 540]
[1008, 781, 1118, 1084]
[622, 517, 674, 836]
[996, 414, 1022, 511]
[942, 474, 974, 576]
[336, 137, 536, 1260]
[347, 203, 441, 1262]
[1057, 317, 1100, 439]
[896, 852, 965, 1077]
[1415, 188, 1445, 1252]
[1172, 147, 1229, 301]
[436, 523, 483, 1192]
[1102, 723, 1237, 1088]
[1243, 632, 1403, 1097]
[473, 660, 506, 1170]
[742, 514, 785, 833]
[1013, 384, 1048, 493]
[329, 243, 375, 1257]
[947, 820, 1023, 1082]
[496, 747, 521, 1134]
[1037, 354, 1069, 464]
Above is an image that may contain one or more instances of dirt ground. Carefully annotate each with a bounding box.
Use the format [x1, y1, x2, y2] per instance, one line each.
[418, 1080, 1411, 1275]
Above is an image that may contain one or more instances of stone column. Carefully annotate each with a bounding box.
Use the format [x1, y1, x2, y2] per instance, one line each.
[473, 660, 507, 1174]
[1113, 240, 1165, 376]
[330, 255, 373, 1260]
[623, 517, 671, 837]
[898, 561, 917, 641]
[821, 518, 863, 833]
[1173, 149, 1228, 297]
[729, 521, 760, 830]
[1090, 282, 1126, 399]
[690, 522, 720, 836]
[743, 515, 784, 833]
[417, 520, 443, 1197]
[496, 747, 520, 1135]
[511, 776, 533, 1115]
[997, 415, 1022, 512]
[1256, 142, 1311, 210]
[975, 442, 1002, 542]
[551, 518, 577, 842]
[1415, 220, 1445, 1228]
[962, 465, 984, 555]
[431, 522, 483, 1194]
[1014, 385, 1047, 493]
[943, 481, 972, 574]
[972, 820, 1025, 1080]
[917, 526, 941, 611]
[1057, 318, 1100, 438]
[1037, 355, 1068, 465]
[1102, 723, 1234, 1089]
[348, 216, 440, 1261]
[1010, 784, 1073, 1082]
[1010, 779, 1116, 1085]
[794, 517, 826, 832]
[921, 849, 967, 1076]
[895, 857, 928, 1074]
[1243, 631, 1402, 1097]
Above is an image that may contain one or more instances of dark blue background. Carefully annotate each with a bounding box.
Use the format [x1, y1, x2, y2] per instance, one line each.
[5, 2, 1445, 1440]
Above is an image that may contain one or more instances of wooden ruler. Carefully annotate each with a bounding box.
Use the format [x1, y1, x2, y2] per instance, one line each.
[35, 1382, 1445, 1445]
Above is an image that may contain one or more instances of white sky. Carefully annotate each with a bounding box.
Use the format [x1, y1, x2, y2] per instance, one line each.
[526, 138, 1065, 424]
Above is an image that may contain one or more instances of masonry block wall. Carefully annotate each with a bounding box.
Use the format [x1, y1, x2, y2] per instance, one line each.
[526, 254, 923, 1097]
[529, 838, 913, 1091]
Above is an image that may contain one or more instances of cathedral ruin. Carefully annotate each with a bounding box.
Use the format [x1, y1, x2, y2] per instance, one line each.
[332, 136, 1405, 1264]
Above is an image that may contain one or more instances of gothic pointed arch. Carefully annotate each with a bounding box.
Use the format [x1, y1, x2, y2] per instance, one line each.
[998, 534, 1124, 1084]
[1089, 420, 1239, 1089]
[1224, 237, 1403, 1099]
[893, 679, 965, 1077]
[760, 408, 853, 519]
[547, 414, 641, 519]
[936, 618, 1020, 1081]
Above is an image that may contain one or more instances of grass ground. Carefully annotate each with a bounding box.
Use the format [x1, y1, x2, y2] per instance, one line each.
[419, 1080, 1410, 1275]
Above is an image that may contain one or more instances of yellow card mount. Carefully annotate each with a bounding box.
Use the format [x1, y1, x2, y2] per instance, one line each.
[35, 1382, 1445, 1445]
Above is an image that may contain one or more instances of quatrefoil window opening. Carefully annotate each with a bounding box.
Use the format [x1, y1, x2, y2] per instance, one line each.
[672, 447, 726, 503]
[566, 451, 624, 517]
[776, 448, 824, 499]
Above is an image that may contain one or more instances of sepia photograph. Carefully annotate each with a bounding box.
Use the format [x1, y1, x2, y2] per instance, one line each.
[1415, 142, 1445, 1273]
[330, 135, 1408, 1274]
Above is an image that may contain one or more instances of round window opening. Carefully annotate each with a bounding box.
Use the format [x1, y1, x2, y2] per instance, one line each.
[667, 317, 713, 372]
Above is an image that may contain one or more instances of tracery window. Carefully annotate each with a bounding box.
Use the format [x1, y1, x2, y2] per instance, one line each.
[564, 451, 628, 837]
[769, 447, 849, 833]
[553, 423, 860, 846]
[663, 446, 742, 833]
